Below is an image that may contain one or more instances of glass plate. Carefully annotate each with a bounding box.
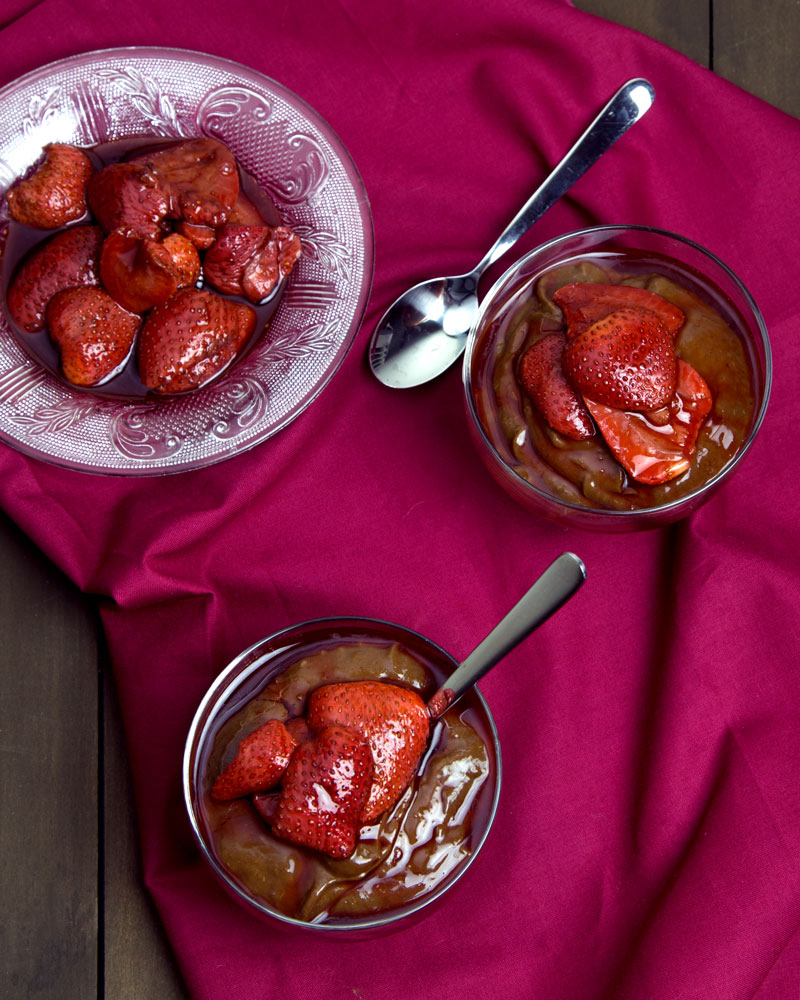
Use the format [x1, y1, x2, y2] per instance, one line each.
[0, 47, 374, 475]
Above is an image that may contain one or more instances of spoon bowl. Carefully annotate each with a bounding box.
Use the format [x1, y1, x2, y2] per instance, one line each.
[368, 79, 655, 388]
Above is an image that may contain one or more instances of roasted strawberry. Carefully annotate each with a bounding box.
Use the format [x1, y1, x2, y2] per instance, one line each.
[175, 221, 216, 249]
[100, 230, 200, 313]
[585, 360, 713, 485]
[554, 282, 685, 339]
[87, 162, 169, 239]
[307, 681, 429, 823]
[7, 144, 94, 230]
[130, 138, 239, 228]
[518, 333, 594, 440]
[7, 225, 103, 333]
[563, 307, 678, 411]
[137, 287, 256, 393]
[46, 286, 139, 386]
[229, 190, 268, 225]
[211, 719, 297, 802]
[204, 224, 301, 302]
[269, 725, 373, 859]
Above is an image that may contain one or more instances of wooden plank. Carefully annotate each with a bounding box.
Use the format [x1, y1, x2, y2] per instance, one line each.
[573, 0, 711, 66]
[102, 665, 189, 999]
[714, 0, 800, 117]
[0, 512, 99, 999]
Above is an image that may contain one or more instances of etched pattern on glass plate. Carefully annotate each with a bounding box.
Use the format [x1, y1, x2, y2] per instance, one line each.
[0, 48, 373, 474]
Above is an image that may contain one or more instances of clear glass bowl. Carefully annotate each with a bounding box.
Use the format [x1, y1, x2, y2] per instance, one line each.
[0, 48, 373, 475]
[463, 225, 772, 531]
[183, 617, 501, 937]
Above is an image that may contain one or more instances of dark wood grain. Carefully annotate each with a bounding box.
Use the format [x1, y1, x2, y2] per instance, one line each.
[714, 0, 800, 117]
[575, 0, 711, 66]
[0, 513, 99, 998]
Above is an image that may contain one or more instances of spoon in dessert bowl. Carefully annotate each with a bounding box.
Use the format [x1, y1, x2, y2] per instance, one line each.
[368, 78, 655, 389]
[426, 550, 586, 719]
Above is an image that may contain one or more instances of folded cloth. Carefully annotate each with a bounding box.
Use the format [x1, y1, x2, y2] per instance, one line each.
[1, 0, 799, 997]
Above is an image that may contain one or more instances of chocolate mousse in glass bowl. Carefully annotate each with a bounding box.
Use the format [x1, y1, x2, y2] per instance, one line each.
[183, 617, 501, 936]
[464, 225, 772, 531]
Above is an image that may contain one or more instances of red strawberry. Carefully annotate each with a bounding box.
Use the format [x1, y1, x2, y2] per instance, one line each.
[518, 333, 594, 440]
[137, 287, 256, 393]
[7, 144, 94, 230]
[204, 224, 301, 302]
[563, 307, 678, 411]
[307, 681, 429, 823]
[46, 286, 139, 386]
[130, 137, 239, 228]
[211, 719, 297, 802]
[553, 282, 685, 339]
[87, 162, 169, 239]
[229, 190, 268, 225]
[269, 724, 373, 859]
[7, 225, 103, 333]
[175, 221, 216, 249]
[585, 360, 713, 485]
[100, 230, 200, 313]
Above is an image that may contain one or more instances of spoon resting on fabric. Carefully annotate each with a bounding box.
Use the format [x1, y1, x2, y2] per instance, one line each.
[368, 79, 655, 389]
[427, 551, 587, 719]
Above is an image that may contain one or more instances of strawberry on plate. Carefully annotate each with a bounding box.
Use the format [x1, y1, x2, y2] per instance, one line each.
[268, 724, 374, 859]
[204, 224, 301, 302]
[307, 680, 430, 823]
[7, 225, 103, 333]
[585, 360, 713, 485]
[46, 286, 139, 386]
[137, 287, 256, 394]
[518, 333, 594, 440]
[553, 282, 685, 339]
[211, 719, 297, 802]
[100, 229, 200, 313]
[563, 306, 678, 411]
[87, 162, 170, 240]
[7, 144, 94, 230]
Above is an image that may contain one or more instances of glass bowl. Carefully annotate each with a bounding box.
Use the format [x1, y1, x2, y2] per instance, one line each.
[463, 225, 772, 531]
[0, 48, 373, 475]
[183, 617, 501, 937]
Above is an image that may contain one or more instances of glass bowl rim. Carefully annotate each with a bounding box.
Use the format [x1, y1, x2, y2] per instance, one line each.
[462, 223, 773, 521]
[182, 615, 503, 933]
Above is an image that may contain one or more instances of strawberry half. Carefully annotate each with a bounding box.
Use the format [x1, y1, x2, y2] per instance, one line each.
[100, 230, 200, 313]
[204, 224, 301, 302]
[137, 287, 256, 393]
[46, 286, 139, 386]
[307, 680, 429, 823]
[585, 360, 713, 485]
[211, 719, 297, 802]
[553, 282, 685, 339]
[269, 724, 373, 859]
[7, 225, 103, 333]
[130, 137, 239, 229]
[518, 333, 594, 440]
[563, 307, 678, 411]
[87, 162, 170, 239]
[7, 144, 94, 230]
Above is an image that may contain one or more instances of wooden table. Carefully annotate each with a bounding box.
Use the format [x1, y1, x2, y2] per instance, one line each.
[2, 3, 797, 997]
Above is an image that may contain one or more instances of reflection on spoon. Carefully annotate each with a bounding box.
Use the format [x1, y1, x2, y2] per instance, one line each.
[368, 79, 655, 389]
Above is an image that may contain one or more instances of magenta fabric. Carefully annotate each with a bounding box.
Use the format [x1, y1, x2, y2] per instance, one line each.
[2, 0, 800, 997]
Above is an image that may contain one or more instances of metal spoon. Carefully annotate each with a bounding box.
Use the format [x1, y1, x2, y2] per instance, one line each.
[427, 552, 586, 719]
[368, 79, 655, 389]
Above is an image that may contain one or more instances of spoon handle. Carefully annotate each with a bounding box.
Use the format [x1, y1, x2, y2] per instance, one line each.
[474, 79, 655, 275]
[427, 552, 587, 719]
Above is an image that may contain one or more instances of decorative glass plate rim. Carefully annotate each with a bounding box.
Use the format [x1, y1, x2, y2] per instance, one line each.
[0, 46, 375, 476]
